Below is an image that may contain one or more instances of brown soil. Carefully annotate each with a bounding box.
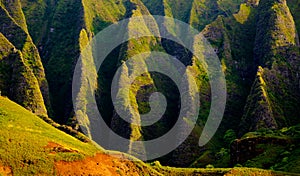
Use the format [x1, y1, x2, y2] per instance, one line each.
[0, 165, 12, 176]
[54, 153, 146, 176]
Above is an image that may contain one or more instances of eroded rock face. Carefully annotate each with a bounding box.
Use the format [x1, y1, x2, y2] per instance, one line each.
[0, 4, 50, 117]
[0, 33, 47, 117]
[238, 0, 300, 136]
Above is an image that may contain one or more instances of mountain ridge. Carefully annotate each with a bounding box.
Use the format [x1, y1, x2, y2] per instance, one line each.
[0, 0, 300, 173]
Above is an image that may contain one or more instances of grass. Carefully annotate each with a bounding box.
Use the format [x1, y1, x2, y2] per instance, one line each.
[0, 96, 100, 175]
[233, 3, 251, 24]
[151, 165, 294, 176]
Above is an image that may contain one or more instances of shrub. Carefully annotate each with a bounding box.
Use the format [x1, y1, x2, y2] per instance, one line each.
[206, 164, 214, 169]
[224, 129, 237, 146]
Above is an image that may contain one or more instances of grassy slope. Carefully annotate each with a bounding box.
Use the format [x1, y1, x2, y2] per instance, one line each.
[0, 96, 166, 175]
[0, 96, 98, 175]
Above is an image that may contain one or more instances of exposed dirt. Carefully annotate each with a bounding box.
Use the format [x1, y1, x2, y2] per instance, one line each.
[54, 153, 147, 176]
[0, 165, 12, 176]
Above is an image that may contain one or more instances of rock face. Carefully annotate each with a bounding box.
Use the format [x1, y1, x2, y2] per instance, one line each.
[239, 67, 278, 135]
[0, 4, 49, 117]
[239, 0, 300, 136]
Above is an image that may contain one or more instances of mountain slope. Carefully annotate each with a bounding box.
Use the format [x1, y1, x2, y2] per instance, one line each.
[1, 96, 292, 175]
[239, 0, 300, 135]
[0, 33, 47, 117]
[1, 0, 300, 173]
[0, 96, 164, 175]
[0, 2, 50, 117]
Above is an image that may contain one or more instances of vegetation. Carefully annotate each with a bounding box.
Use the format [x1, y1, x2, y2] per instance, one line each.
[0, 96, 99, 175]
[1, 0, 300, 174]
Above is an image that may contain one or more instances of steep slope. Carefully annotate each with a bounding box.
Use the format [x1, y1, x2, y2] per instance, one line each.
[20, 0, 47, 44]
[0, 2, 50, 117]
[39, 0, 127, 122]
[185, 1, 258, 167]
[0, 96, 163, 175]
[1, 0, 300, 172]
[186, 0, 300, 170]
[1, 1, 50, 102]
[287, 0, 300, 35]
[38, 0, 84, 122]
[0, 33, 47, 117]
[0, 5, 49, 116]
[0, 1, 50, 116]
[239, 0, 300, 135]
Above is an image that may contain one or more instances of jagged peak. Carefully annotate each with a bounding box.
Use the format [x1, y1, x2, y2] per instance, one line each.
[254, 0, 297, 66]
[239, 66, 278, 136]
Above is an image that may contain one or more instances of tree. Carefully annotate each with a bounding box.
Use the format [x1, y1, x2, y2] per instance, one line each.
[223, 129, 237, 146]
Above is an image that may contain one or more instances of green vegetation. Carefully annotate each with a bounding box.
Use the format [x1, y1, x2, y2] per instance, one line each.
[237, 125, 300, 173]
[0, 96, 99, 175]
[1, 0, 300, 174]
[151, 164, 292, 176]
[0, 2, 50, 117]
[20, 0, 47, 44]
[0, 33, 47, 117]
[217, 0, 243, 16]
[224, 129, 237, 146]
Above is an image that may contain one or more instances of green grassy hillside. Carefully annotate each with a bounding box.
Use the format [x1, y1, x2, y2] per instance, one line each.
[0, 96, 98, 175]
[0, 96, 166, 175]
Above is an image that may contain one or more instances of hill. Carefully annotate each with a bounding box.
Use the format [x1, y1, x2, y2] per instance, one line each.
[1, 96, 296, 175]
[0, 96, 162, 175]
[1, 0, 300, 174]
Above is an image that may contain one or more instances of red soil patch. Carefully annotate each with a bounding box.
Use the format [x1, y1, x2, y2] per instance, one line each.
[0, 165, 12, 176]
[54, 153, 145, 176]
